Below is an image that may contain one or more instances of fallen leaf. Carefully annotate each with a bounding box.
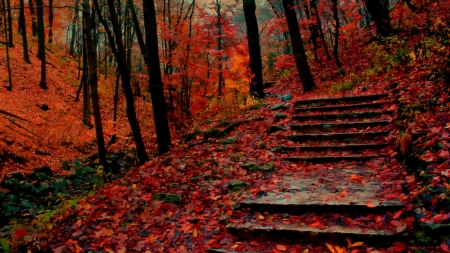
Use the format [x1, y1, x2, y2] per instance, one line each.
[366, 200, 376, 208]
[351, 242, 364, 247]
[276, 244, 287, 251]
[326, 243, 336, 253]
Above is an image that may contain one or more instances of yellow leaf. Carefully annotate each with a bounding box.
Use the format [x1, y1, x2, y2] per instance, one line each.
[335, 246, 346, 253]
[302, 249, 309, 253]
[351, 242, 364, 247]
[258, 215, 265, 220]
[231, 244, 238, 249]
[326, 243, 336, 253]
[132, 184, 137, 189]
[193, 229, 198, 238]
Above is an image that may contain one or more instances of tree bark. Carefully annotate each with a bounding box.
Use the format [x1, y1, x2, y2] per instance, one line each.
[2, 0, 12, 90]
[36, 0, 47, 89]
[48, 0, 53, 43]
[243, 0, 264, 97]
[5, 0, 13, 47]
[282, 0, 316, 92]
[95, 0, 149, 163]
[304, 1, 319, 61]
[28, 0, 37, 36]
[310, 0, 331, 61]
[142, 0, 172, 155]
[215, 0, 224, 100]
[331, 0, 344, 74]
[362, 0, 392, 36]
[69, 0, 79, 55]
[19, 0, 31, 63]
[82, 0, 108, 171]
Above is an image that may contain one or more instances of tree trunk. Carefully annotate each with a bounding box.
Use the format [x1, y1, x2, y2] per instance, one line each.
[36, 0, 47, 89]
[82, 23, 91, 127]
[2, 0, 12, 90]
[95, 0, 149, 163]
[142, 0, 172, 155]
[331, 0, 344, 74]
[243, 0, 264, 97]
[304, 1, 319, 61]
[82, 0, 108, 171]
[362, 0, 392, 36]
[216, 0, 225, 100]
[48, 0, 53, 43]
[310, 0, 331, 61]
[19, 0, 31, 63]
[282, 0, 316, 92]
[28, 0, 37, 36]
[69, 0, 79, 55]
[5, 0, 13, 47]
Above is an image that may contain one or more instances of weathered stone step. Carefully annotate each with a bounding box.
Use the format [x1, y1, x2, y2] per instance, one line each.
[290, 120, 390, 133]
[294, 93, 389, 107]
[283, 154, 387, 163]
[294, 102, 389, 113]
[278, 143, 389, 152]
[292, 111, 393, 122]
[287, 131, 388, 143]
[228, 221, 406, 243]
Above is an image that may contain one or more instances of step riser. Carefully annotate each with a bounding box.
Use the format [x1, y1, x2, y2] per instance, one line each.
[294, 102, 388, 113]
[291, 121, 389, 133]
[284, 155, 385, 163]
[281, 144, 388, 152]
[294, 94, 389, 107]
[227, 227, 407, 245]
[288, 132, 388, 143]
[292, 111, 393, 122]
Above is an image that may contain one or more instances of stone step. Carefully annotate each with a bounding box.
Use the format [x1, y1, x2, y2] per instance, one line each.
[294, 102, 389, 113]
[228, 221, 406, 243]
[290, 120, 390, 133]
[283, 154, 387, 163]
[287, 131, 388, 143]
[292, 111, 394, 122]
[294, 93, 389, 108]
[277, 143, 389, 152]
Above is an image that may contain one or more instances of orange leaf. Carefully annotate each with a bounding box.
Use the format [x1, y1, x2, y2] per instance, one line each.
[276, 244, 287, 251]
[326, 243, 336, 253]
[351, 242, 364, 247]
[366, 200, 376, 208]
[393, 210, 403, 219]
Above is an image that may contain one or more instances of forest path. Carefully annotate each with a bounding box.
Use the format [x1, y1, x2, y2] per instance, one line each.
[210, 92, 410, 252]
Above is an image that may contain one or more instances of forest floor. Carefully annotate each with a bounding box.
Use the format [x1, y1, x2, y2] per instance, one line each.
[1, 23, 450, 253]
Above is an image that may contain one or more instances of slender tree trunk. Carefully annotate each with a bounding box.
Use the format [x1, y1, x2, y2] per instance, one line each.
[36, 0, 47, 89]
[310, 0, 331, 61]
[304, 1, 319, 61]
[142, 0, 172, 155]
[82, 24, 91, 127]
[282, 0, 316, 92]
[243, 0, 264, 97]
[19, 0, 31, 63]
[48, 0, 53, 43]
[82, 0, 108, 171]
[216, 0, 224, 100]
[5, 0, 13, 47]
[28, 0, 37, 36]
[331, 0, 344, 74]
[362, 0, 392, 36]
[69, 0, 79, 55]
[2, 0, 12, 90]
[95, 0, 149, 163]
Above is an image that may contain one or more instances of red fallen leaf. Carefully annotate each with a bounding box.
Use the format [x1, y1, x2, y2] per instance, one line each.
[180, 223, 193, 232]
[440, 150, 449, 158]
[393, 210, 403, 219]
[392, 242, 406, 252]
[116, 233, 128, 241]
[441, 241, 449, 252]
[366, 200, 376, 208]
[375, 216, 383, 223]
[390, 220, 403, 226]
[13, 227, 26, 239]
[282, 221, 291, 225]
[284, 194, 292, 199]
[53, 246, 66, 253]
[431, 126, 442, 133]
[276, 244, 287, 251]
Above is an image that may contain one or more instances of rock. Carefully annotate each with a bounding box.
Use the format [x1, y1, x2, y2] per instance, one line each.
[267, 125, 285, 133]
[270, 146, 286, 152]
[36, 166, 53, 177]
[241, 163, 275, 172]
[281, 94, 292, 102]
[270, 104, 288, 111]
[204, 128, 221, 139]
[153, 193, 182, 204]
[220, 137, 239, 145]
[274, 113, 287, 122]
[250, 103, 264, 110]
[228, 180, 248, 192]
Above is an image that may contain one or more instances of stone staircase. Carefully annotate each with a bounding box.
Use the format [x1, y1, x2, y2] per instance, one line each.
[210, 93, 409, 252]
